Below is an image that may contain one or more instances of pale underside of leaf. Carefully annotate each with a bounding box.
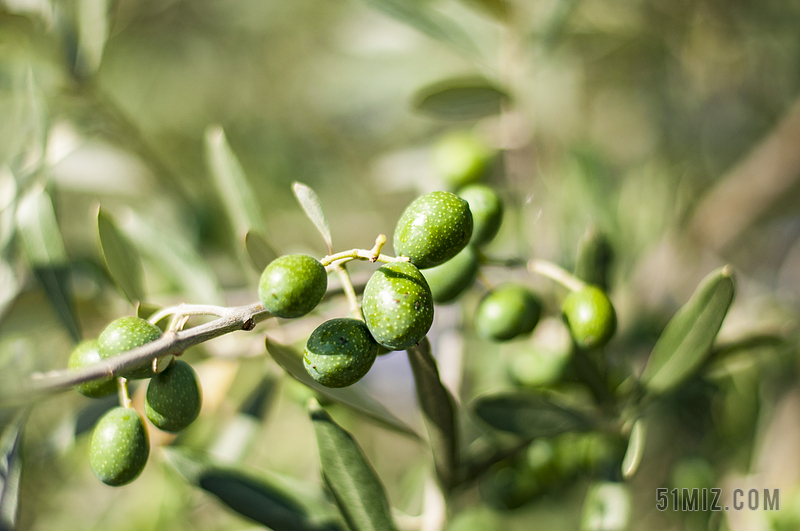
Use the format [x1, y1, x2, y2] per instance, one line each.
[292, 182, 333, 253]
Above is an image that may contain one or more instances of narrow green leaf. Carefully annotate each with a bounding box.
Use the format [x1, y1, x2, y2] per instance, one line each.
[121, 212, 224, 305]
[15, 185, 81, 342]
[574, 227, 614, 290]
[361, 0, 478, 56]
[0, 411, 26, 531]
[292, 182, 332, 254]
[97, 206, 145, 304]
[640, 266, 735, 394]
[309, 401, 398, 531]
[266, 338, 419, 439]
[135, 302, 161, 321]
[412, 77, 509, 120]
[245, 229, 279, 272]
[204, 126, 265, 238]
[457, 0, 510, 20]
[164, 447, 342, 531]
[621, 419, 645, 480]
[407, 338, 458, 490]
[75, 0, 111, 76]
[472, 391, 593, 438]
[580, 482, 631, 531]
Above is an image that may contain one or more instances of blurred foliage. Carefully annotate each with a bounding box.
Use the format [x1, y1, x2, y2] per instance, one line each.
[2, 0, 800, 529]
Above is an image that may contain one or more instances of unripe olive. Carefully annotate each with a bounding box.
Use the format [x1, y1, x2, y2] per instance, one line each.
[458, 184, 503, 247]
[68, 339, 117, 398]
[475, 284, 542, 341]
[434, 131, 493, 187]
[304, 318, 378, 388]
[258, 254, 327, 318]
[421, 245, 479, 303]
[361, 261, 434, 351]
[393, 191, 473, 269]
[89, 407, 149, 486]
[561, 285, 616, 349]
[145, 360, 202, 432]
[98, 316, 162, 380]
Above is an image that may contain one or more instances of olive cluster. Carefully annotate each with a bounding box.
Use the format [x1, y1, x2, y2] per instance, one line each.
[68, 317, 202, 486]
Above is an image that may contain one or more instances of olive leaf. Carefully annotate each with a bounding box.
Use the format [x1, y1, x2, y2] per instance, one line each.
[15, 185, 81, 342]
[412, 76, 509, 121]
[472, 391, 593, 438]
[164, 447, 343, 531]
[265, 338, 419, 439]
[542, 0, 583, 50]
[0, 411, 26, 531]
[580, 482, 631, 531]
[407, 338, 458, 490]
[457, 0, 510, 20]
[97, 206, 145, 304]
[292, 182, 333, 254]
[620, 419, 646, 480]
[75, 0, 111, 76]
[640, 266, 735, 394]
[309, 401, 398, 531]
[244, 229, 279, 272]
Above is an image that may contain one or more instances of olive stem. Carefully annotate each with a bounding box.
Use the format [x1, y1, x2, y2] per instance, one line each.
[148, 304, 230, 325]
[527, 259, 586, 292]
[321, 245, 409, 268]
[335, 264, 362, 320]
[117, 377, 131, 408]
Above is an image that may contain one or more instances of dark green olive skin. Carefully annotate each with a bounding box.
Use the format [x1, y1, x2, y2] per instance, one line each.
[421, 245, 479, 303]
[361, 262, 434, 351]
[475, 285, 542, 341]
[258, 254, 327, 318]
[561, 285, 616, 349]
[145, 360, 202, 432]
[89, 407, 149, 486]
[393, 191, 473, 269]
[458, 184, 503, 247]
[98, 317, 162, 380]
[304, 318, 379, 388]
[68, 339, 117, 398]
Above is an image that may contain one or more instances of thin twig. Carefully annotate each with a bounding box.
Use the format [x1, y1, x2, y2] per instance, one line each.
[335, 265, 362, 320]
[527, 259, 586, 292]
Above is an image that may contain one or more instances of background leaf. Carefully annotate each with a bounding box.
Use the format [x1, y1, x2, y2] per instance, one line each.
[164, 447, 343, 531]
[640, 266, 735, 394]
[244, 229, 279, 272]
[310, 401, 398, 531]
[265, 337, 419, 439]
[621, 419, 645, 480]
[75, 0, 111, 76]
[97, 206, 145, 304]
[472, 392, 593, 438]
[457, 0, 510, 20]
[580, 482, 631, 531]
[292, 182, 333, 253]
[412, 77, 509, 120]
[15, 185, 81, 342]
[0, 411, 26, 531]
[407, 338, 458, 490]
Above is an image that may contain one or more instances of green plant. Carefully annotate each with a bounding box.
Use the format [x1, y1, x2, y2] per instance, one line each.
[304, 318, 379, 388]
[258, 254, 328, 318]
[561, 285, 617, 350]
[475, 283, 543, 341]
[98, 316, 163, 380]
[89, 407, 150, 486]
[145, 360, 203, 432]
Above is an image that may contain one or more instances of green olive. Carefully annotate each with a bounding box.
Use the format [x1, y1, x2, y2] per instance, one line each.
[304, 318, 378, 388]
[145, 360, 202, 432]
[393, 191, 473, 269]
[561, 285, 616, 349]
[258, 254, 327, 318]
[89, 407, 149, 486]
[475, 284, 542, 341]
[434, 131, 494, 187]
[68, 339, 117, 398]
[458, 184, 503, 247]
[421, 245, 479, 303]
[98, 316, 162, 380]
[361, 261, 434, 351]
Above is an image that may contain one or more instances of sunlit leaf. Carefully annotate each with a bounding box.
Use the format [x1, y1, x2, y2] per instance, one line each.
[15, 185, 81, 342]
[641, 266, 735, 394]
[581, 482, 631, 531]
[412, 77, 509, 120]
[97, 206, 145, 304]
[265, 337, 419, 439]
[292, 182, 332, 253]
[205, 126, 265, 238]
[0, 411, 26, 531]
[621, 419, 645, 480]
[309, 401, 398, 531]
[245, 229, 279, 272]
[164, 447, 343, 531]
[75, 0, 111, 76]
[472, 391, 593, 438]
[407, 338, 458, 490]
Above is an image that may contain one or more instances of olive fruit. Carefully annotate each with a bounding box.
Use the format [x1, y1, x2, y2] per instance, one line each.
[145, 360, 202, 432]
[434, 131, 493, 187]
[258, 254, 327, 318]
[458, 184, 503, 247]
[98, 316, 162, 380]
[561, 285, 616, 349]
[393, 191, 473, 269]
[361, 261, 434, 351]
[68, 339, 117, 398]
[89, 406, 149, 486]
[475, 284, 542, 341]
[304, 318, 378, 388]
[421, 245, 479, 303]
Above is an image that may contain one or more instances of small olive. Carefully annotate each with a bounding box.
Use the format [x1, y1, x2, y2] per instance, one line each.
[258, 254, 327, 318]
[561, 285, 616, 349]
[421, 245, 479, 303]
[98, 317, 162, 380]
[68, 339, 117, 398]
[434, 131, 494, 187]
[475, 284, 542, 341]
[145, 360, 202, 432]
[304, 318, 378, 388]
[89, 407, 149, 486]
[458, 184, 503, 247]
